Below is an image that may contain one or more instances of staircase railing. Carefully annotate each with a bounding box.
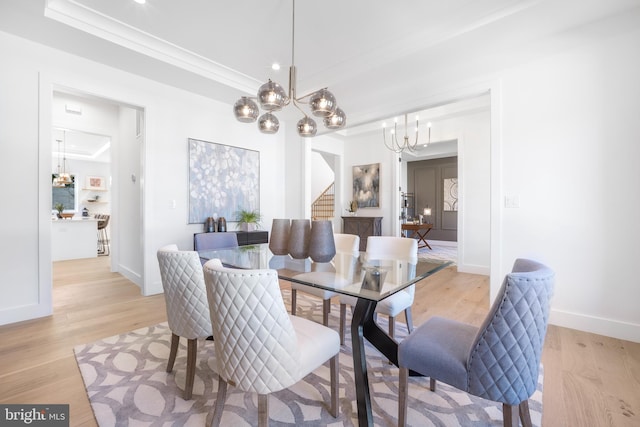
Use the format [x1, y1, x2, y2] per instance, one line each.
[311, 182, 335, 220]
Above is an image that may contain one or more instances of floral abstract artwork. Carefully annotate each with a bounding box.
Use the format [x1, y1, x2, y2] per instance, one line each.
[352, 163, 380, 208]
[188, 138, 259, 224]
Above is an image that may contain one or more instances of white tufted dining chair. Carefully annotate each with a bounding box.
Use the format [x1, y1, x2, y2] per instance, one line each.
[157, 244, 212, 400]
[339, 236, 418, 343]
[290, 233, 360, 328]
[203, 258, 340, 427]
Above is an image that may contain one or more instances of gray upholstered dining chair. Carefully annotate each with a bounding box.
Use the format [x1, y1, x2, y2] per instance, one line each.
[339, 236, 418, 343]
[193, 232, 238, 265]
[290, 233, 359, 328]
[157, 244, 212, 400]
[397, 258, 555, 427]
[203, 258, 340, 427]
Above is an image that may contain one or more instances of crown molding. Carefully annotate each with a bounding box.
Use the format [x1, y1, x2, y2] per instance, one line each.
[44, 0, 261, 95]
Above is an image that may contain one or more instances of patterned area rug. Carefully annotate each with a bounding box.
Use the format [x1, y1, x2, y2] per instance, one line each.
[74, 291, 542, 426]
[418, 244, 457, 264]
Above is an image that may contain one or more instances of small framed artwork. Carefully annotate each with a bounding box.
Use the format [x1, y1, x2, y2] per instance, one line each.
[443, 178, 458, 211]
[353, 163, 380, 208]
[86, 175, 106, 190]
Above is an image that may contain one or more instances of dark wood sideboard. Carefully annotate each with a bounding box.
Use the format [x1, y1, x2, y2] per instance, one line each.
[341, 216, 382, 251]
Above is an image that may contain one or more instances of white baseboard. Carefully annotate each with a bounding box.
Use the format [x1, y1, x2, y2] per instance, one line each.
[457, 264, 490, 275]
[550, 308, 640, 343]
[0, 303, 51, 326]
[118, 264, 142, 289]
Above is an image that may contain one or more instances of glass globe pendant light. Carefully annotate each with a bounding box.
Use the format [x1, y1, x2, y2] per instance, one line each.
[231, 0, 346, 137]
[258, 112, 280, 134]
[257, 80, 288, 111]
[324, 107, 346, 129]
[309, 89, 337, 117]
[233, 97, 259, 123]
[297, 116, 317, 137]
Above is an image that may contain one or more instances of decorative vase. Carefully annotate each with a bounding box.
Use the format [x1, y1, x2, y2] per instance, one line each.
[217, 217, 227, 232]
[240, 223, 255, 232]
[288, 219, 311, 259]
[269, 219, 291, 255]
[308, 220, 336, 263]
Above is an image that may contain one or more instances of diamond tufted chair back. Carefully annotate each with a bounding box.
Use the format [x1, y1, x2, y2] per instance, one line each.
[157, 244, 212, 399]
[203, 258, 340, 426]
[397, 258, 555, 427]
[204, 259, 301, 393]
[467, 258, 555, 404]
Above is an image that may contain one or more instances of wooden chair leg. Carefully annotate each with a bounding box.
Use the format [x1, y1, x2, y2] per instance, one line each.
[398, 367, 409, 427]
[503, 403, 519, 427]
[258, 394, 269, 427]
[388, 315, 395, 338]
[322, 299, 331, 326]
[210, 376, 227, 427]
[404, 307, 414, 334]
[183, 338, 198, 400]
[519, 400, 532, 427]
[430, 377, 436, 392]
[291, 289, 297, 316]
[166, 333, 180, 373]
[329, 354, 339, 417]
[339, 303, 347, 345]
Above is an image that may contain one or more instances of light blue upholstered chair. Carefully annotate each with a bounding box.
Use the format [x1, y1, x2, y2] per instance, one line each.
[398, 258, 555, 427]
[193, 233, 238, 265]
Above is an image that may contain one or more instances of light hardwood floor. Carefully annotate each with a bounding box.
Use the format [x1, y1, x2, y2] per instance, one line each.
[0, 257, 638, 426]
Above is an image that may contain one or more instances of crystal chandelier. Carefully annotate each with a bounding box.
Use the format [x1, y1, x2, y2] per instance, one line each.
[382, 114, 431, 153]
[52, 130, 72, 187]
[233, 0, 346, 137]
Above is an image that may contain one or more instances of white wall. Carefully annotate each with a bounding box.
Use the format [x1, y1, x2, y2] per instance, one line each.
[340, 110, 491, 275]
[336, 14, 640, 342]
[496, 24, 640, 340]
[310, 151, 334, 201]
[0, 30, 287, 324]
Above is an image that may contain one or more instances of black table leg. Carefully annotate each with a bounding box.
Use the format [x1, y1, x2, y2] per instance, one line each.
[351, 298, 401, 427]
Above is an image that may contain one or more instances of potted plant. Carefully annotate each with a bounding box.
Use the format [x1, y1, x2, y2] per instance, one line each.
[54, 203, 64, 219]
[346, 200, 358, 216]
[234, 208, 262, 232]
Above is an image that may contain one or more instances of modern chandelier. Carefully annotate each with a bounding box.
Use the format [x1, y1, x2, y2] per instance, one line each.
[52, 130, 72, 188]
[382, 114, 431, 153]
[233, 0, 346, 137]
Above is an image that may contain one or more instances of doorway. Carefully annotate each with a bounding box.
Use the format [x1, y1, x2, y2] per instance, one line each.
[46, 87, 145, 306]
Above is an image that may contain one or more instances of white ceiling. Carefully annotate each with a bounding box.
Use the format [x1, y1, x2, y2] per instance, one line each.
[2, 0, 639, 135]
[52, 127, 111, 162]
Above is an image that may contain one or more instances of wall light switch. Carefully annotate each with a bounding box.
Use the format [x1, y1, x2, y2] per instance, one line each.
[505, 195, 520, 208]
[170, 200, 176, 209]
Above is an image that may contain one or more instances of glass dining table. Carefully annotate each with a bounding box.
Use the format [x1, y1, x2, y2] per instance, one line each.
[199, 243, 452, 427]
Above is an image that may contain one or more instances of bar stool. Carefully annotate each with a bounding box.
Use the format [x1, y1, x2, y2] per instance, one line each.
[96, 214, 110, 256]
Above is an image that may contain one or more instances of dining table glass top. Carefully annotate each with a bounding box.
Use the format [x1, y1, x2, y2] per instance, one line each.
[198, 243, 452, 302]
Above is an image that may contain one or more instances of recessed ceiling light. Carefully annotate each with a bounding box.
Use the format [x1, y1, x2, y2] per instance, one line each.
[134, 0, 146, 4]
[271, 63, 281, 71]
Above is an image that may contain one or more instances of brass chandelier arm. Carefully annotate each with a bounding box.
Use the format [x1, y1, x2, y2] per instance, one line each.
[382, 129, 419, 153]
[383, 116, 420, 153]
